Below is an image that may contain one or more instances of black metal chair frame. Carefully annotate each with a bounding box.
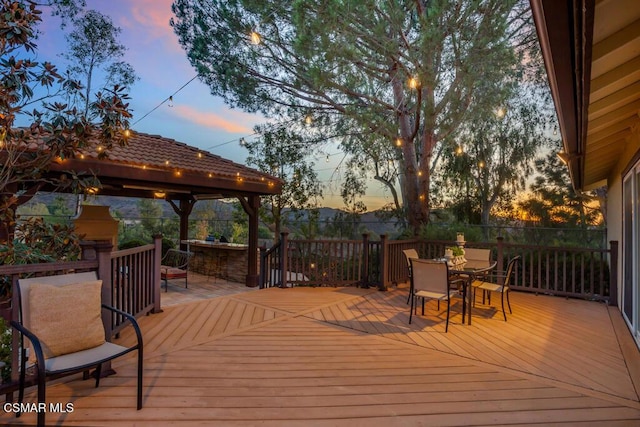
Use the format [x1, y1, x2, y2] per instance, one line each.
[160, 249, 193, 291]
[11, 272, 144, 427]
[473, 256, 521, 321]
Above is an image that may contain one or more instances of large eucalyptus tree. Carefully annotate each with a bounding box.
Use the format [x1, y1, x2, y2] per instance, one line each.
[171, 0, 534, 234]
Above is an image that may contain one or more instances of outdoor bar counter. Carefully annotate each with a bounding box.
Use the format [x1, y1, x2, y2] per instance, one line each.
[183, 240, 249, 283]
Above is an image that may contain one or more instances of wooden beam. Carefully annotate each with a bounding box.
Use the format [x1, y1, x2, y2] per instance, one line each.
[238, 195, 261, 288]
[589, 80, 640, 119]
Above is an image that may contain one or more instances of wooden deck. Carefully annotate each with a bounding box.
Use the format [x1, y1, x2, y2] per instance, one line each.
[3, 283, 640, 426]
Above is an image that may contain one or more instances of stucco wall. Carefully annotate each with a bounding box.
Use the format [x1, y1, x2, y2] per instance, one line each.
[607, 128, 640, 307]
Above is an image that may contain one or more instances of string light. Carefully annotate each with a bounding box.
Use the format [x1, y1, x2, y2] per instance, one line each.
[395, 138, 402, 147]
[305, 115, 313, 125]
[250, 31, 262, 45]
[408, 76, 419, 89]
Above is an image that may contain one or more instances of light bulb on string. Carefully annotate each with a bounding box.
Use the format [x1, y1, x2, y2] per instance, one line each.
[250, 31, 262, 45]
[168, 96, 174, 108]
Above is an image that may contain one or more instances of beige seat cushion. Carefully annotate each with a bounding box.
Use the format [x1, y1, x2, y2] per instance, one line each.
[27, 280, 106, 359]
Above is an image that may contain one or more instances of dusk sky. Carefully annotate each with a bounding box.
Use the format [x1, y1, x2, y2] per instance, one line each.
[29, 0, 393, 210]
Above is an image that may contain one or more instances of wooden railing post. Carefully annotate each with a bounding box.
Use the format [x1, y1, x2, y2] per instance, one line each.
[609, 240, 618, 307]
[361, 233, 370, 288]
[280, 232, 289, 288]
[80, 240, 97, 260]
[259, 246, 266, 289]
[380, 234, 388, 291]
[496, 236, 504, 272]
[96, 240, 114, 340]
[152, 234, 162, 313]
[95, 240, 117, 377]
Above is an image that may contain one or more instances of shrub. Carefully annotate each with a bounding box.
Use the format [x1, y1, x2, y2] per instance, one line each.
[0, 218, 82, 298]
[0, 318, 11, 383]
[118, 238, 149, 250]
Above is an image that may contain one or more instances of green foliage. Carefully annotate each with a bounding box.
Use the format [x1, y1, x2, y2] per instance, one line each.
[0, 217, 82, 297]
[518, 144, 605, 228]
[258, 225, 272, 239]
[446, 246, 464, 257]
[244, 125, 323, 242]
[47, 196, 75, 225]
[162, 237, 175, 257]
[418, 223, 483, 243]
[118, 238, 148, 250]
[322, 210, 362, 239]
[231, 222, 248, 244]
[62, 9, 138, 116]
[0, 0, 131, 245]
[0, 317, 11, 383]
[171, 0, 541, 235]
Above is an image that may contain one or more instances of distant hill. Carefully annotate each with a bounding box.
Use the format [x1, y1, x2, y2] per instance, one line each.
[18, 192, 402, 236]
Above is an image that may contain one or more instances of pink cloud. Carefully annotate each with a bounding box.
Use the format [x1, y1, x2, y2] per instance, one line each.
[128, 0, 174, 37]
[172, 105, 254, 134]
[103, 0, 182, 53]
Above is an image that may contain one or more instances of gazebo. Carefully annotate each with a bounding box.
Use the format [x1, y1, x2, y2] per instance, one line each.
[46, 131, 282, 288]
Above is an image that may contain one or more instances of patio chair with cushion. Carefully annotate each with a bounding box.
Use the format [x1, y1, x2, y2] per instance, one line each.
[473, 256, 521, 321]
[160, 249, 193, 291]
[409, 258, 466, 331]
[464, 248, 492, 265]
[402, 248, 419, 303]
[464, 247, 493, 298]
[11, 271, 143, 427]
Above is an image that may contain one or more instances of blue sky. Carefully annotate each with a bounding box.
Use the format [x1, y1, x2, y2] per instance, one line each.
[27, 0, 394, 210]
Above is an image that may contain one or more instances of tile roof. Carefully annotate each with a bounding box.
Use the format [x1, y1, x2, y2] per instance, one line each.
[78, 131, 275, 184]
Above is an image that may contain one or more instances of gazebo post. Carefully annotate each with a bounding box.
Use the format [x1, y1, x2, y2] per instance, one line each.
[168, 198, 196, 251]
[239, 194, 261, 288]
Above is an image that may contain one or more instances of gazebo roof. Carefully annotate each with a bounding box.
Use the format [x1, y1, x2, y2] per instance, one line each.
[48, 131, 282, 200]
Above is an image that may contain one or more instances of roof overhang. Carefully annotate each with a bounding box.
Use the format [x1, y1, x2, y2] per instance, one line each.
[531, 0, 640, 191]
[20, 130, 283, 202]
[530, 0, 594, 191]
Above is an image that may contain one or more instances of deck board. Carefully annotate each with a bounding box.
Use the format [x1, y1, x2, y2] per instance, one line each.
[2, 286, 639, 426]
[303, 288, 639, 402]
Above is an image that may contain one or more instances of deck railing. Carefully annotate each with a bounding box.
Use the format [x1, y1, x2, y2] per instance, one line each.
[110, 239, 161, 334]
[0, 239, 162, 395]
[259, 237, 283, 288]
[260, 233, 617, 304]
